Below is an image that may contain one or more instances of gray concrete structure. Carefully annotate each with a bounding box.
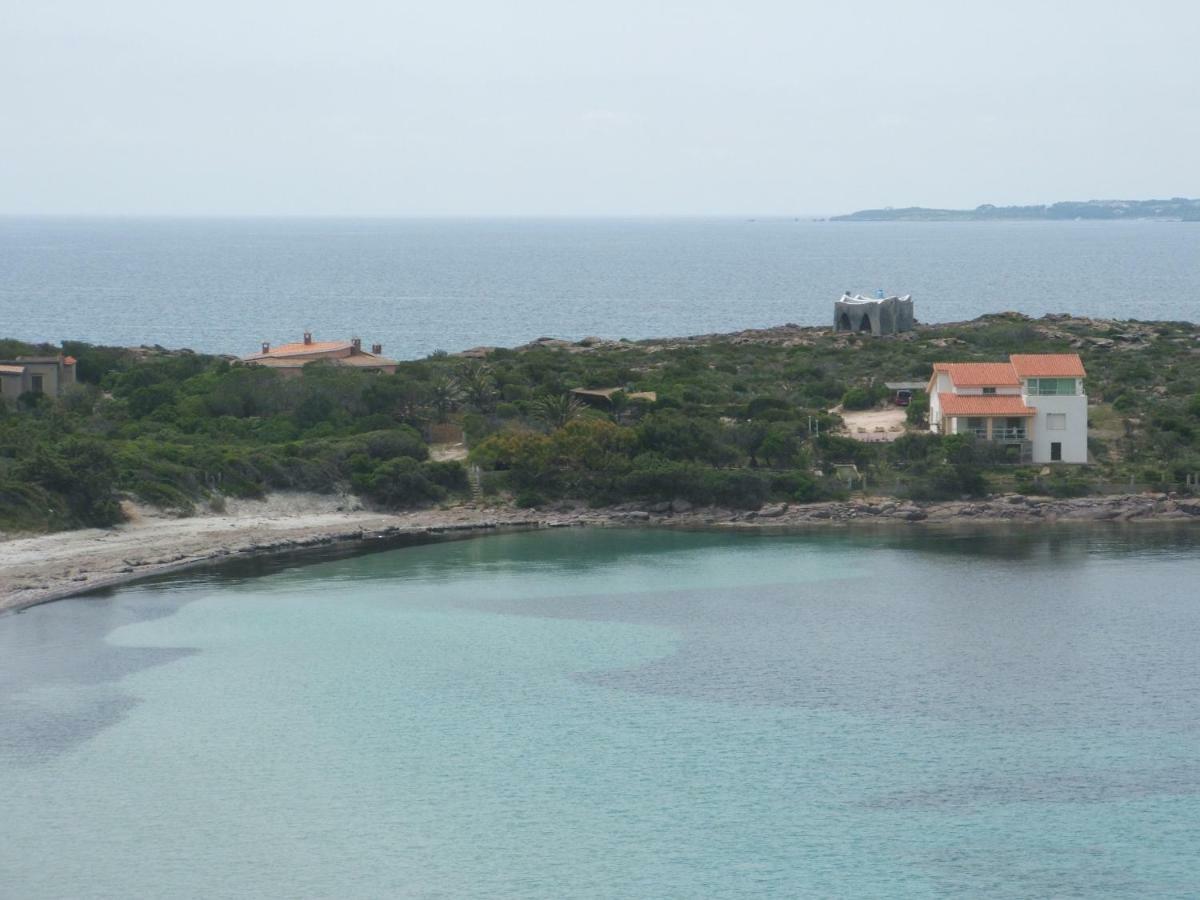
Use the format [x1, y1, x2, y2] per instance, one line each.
[833, 293, 914, 336]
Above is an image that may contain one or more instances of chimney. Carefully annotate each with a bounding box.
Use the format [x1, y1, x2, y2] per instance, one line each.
[261, 341, 271, 354]
[371, 343, 382, 355]
[303, 331, 313, 345]
[351, 337, 362, 352]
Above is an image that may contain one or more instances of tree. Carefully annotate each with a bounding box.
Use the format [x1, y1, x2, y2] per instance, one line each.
[427, 373, 464, 421]
[731, 422, 768, 467]
[905, 391, 930, 427]
[531, 393, 584, 429]
[459, 363, 498, 413]
[352, 457, 445, 507]
[637, 410, 737, 466]
[17, 438, 122, 526]
[758, 424, 799, 468]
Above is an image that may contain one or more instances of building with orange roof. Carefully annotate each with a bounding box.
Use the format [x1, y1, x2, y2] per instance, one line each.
[928, 352, 1087, 463]
[241, 332, 397, 376]
[0, 354, 77, 404]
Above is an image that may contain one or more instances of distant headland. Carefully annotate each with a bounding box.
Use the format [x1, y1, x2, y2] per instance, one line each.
[830, 198, 1200, 222]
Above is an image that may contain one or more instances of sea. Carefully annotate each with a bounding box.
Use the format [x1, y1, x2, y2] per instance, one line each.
[2, 527, 1200, 898]
[3, 220, 1200, 897]
[1, 217, 1198, 358]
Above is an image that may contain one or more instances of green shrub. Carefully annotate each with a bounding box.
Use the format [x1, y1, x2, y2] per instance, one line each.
[352, 457, 445, 508]
[422, 460, 468, 492]
[905, 391, 929, 426]
[840, 387, 874, 410]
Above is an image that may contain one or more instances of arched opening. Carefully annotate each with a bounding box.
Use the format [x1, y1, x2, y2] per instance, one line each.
[858, 313, 873, 333]
[838, 312, 853, 332]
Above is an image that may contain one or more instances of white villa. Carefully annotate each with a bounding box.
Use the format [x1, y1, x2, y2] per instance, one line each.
[928, 353, 1088, 463]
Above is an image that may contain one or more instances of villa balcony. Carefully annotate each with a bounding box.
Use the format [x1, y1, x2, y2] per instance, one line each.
[960, 424, 1028, 443]
[986, 426, 1028, 442]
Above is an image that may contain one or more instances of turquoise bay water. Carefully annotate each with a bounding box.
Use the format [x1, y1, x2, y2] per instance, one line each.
[2, 528, 1200, 898]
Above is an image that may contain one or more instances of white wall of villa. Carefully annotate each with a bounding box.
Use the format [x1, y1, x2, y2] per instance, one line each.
[1024, 387, 1088, 464]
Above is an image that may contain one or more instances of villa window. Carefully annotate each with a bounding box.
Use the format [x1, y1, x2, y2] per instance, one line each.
[1047, 413, 1066, 431]
[30, 374, 44, 394]
[982, 387, 996, 395]
[1027, 378, 1077, 396]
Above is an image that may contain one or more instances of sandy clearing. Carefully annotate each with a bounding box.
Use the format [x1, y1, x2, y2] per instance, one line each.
[429, 442, 469, 462]
[837, 406, 910, 442]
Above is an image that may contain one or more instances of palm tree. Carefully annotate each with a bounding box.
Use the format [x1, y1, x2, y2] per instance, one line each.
[531, 392, 584, 429]
[459, 362, 498, 413]
[607, 389, 630, 424]
[427, 373, 464, 421]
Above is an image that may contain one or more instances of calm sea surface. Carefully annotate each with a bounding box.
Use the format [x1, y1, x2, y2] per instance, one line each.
[2, 527, 1199, 898]
[1, 218, 1198, 358]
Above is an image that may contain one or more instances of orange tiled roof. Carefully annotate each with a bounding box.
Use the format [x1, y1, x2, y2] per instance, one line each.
[0, 364, 24, 375]
[939, 362, 1021, 387]
[249, 340, 352, 359]
[247, 351, 396, 368]
[1010, 353, 1086, 378]
[340, 352, 398, 367]
[939, 393, 1034, 417]
[63, 356, 77, 365]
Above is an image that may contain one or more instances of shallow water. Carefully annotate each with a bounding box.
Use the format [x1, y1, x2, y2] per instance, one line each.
[2, 527, 1199, 898]
[2, 218, 1198, 357]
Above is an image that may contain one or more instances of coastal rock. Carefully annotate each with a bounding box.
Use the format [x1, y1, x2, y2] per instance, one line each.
[758, 504, 788, 518]
[670, 499, 693, 513]
[620, 510, 650, 521]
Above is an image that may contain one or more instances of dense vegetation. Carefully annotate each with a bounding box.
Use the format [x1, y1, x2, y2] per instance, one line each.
[3, 311, 1199, 533]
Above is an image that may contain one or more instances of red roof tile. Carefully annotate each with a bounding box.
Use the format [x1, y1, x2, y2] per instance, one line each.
[938, 362, 1020, 387]
[262, 341, 351, 356]
[1009, 354, 1086, 378]
[938, 393, 1035, 417]
[244, 340, 353, 361]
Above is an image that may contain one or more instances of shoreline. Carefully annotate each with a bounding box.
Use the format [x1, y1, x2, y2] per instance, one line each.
[2, 492, 1197, 615]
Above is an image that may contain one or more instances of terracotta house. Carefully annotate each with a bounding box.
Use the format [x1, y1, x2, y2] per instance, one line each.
[242, 333, 397, 376]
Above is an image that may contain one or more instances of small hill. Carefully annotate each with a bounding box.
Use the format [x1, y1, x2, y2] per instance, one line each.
[831, 198, 1200, 222]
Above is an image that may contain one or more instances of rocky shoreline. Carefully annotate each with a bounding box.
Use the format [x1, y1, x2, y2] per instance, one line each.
[1, 492, 1197, 616]
[600, 491, 1200, 526]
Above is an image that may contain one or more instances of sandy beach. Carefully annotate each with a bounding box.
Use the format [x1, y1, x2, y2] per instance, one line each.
[0, 494, 555, 615]
[2, 491, 1198, 615]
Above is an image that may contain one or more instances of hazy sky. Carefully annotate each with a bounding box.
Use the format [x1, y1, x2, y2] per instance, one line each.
[3, 1, 1198, 215]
